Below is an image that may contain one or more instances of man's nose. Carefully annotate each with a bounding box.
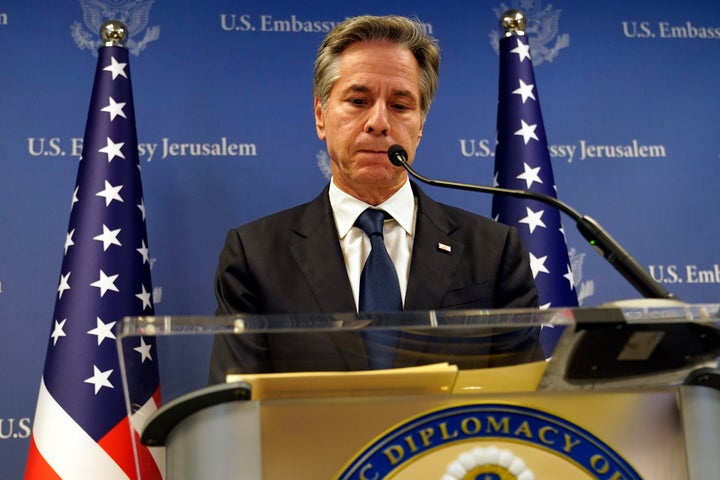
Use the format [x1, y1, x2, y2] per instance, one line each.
[364, 102, 390, 135]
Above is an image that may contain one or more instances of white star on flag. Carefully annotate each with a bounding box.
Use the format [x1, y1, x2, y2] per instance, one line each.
[519, 206, 547, 233]
[137, 198, 147, 220]
[93, 224, 122, 251]
[57, 272, 71, 299]
[529, 252, 550, 279]
[514, 119, 539, 144]
[64, 228, 75, 255]
[137, 239, 151, 264]
[98, 137, 125, 162]
[71, 186, 79, 208]
[135, 284, 153, 310]
[103, 56, 127, 79]
[134, 337, 154, 363]
[516, 162, 543, 189]
[564, 264, 576, 290]
[96, 180, 124, 206]
[510, 37, 532, 62]
[84, 365, 114, 394]
[87, 317, 117, 345]
[512, 78, 536, 103]
[90, 269, 120, 297]
[50, 319, 67, 346]
[100, 96, 127, 121]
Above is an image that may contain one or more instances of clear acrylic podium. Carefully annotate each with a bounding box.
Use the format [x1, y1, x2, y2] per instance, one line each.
[117, 304, 720, 479]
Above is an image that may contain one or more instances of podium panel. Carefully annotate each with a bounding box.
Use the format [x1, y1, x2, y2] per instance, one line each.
[117, 304, 720, 479]
[258, 388, 681, 479]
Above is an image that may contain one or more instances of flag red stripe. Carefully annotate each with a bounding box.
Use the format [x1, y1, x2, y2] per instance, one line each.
[24, 435, 62, 480]
[97, 395, 164, 480]
[98, 416, 140, 480]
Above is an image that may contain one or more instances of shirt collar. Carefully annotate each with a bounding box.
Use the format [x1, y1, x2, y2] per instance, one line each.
[329, 179, 415, 239]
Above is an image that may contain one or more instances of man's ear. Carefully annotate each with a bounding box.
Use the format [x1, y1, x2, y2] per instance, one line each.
[314, 97, 326, 140]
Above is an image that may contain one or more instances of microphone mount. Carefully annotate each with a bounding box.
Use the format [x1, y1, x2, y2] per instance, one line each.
[387, 144, 675, 300]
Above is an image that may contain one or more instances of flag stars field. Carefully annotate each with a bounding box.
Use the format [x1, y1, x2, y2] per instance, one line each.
[491, 29, 578, 351]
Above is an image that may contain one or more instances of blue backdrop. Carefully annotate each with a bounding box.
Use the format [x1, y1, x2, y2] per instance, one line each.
[1, 1, 719, 478]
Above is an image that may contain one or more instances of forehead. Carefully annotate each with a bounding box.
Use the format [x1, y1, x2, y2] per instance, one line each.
[334, 40, 421, 95]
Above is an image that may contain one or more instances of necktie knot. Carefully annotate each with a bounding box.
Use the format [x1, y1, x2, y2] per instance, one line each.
[355, 208, 388, 238]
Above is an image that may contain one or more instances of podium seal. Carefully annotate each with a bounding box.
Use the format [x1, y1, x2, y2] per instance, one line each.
[336, 403, 641, 480]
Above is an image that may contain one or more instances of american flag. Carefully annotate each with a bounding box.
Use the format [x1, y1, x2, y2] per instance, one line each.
[24, 45, 163, 479]
[491, 32, 578, 351]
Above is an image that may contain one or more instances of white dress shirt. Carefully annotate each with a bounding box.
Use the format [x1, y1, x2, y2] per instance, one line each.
[329, 179, 417, 311]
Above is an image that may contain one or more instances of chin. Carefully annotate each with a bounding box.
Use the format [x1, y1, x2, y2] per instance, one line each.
[356, 165, 398, 181]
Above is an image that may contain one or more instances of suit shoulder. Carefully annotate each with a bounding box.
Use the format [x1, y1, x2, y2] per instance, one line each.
[413, 182, 510, 236]
[233, 202, 308, 232]
[226, 187, 331, 241]
[427, 199, 512, 238]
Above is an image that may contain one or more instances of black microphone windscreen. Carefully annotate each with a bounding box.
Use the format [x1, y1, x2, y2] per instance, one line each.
[387, 144, 407, 166]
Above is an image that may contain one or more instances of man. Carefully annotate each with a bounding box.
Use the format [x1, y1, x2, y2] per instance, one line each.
[210, 15, 539, 381]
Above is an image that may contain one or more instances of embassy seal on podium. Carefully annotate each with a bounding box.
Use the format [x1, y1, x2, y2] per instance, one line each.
[336, 404, 642, 480]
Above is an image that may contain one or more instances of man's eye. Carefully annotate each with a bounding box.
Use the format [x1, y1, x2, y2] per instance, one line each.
[350, 98, 366, 105]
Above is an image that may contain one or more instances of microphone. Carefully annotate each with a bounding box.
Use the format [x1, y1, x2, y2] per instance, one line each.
[387, 144, 674, 300]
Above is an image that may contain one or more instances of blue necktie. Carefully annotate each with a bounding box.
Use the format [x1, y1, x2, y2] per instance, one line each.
[355, 208, 402, 368]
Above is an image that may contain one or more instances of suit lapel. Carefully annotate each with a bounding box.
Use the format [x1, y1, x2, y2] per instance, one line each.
[289, 185, 356, 313]
[404, 184, 465, 311]
[398, 185, 466, 367]
[289, 186, 369, 370]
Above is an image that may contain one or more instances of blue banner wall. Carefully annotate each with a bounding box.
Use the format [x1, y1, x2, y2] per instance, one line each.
[1, 1, 719, 477]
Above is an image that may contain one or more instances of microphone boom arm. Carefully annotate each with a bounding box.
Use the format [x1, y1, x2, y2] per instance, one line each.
[390, 147, 674, 300]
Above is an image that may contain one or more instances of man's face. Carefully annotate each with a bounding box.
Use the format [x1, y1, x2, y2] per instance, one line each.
[315, 40, 424, 204]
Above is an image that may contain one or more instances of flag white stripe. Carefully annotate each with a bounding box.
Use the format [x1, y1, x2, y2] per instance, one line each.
[32, 377, 130, 480]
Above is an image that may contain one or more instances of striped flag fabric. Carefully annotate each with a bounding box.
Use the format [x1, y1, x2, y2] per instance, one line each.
[491, 30, 579, 352]
[24, 43, 163, 479]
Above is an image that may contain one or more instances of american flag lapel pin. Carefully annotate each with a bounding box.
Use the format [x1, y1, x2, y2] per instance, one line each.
[437, 242, 452, 253]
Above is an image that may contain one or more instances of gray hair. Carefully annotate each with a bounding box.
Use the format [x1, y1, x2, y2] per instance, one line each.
[313, 15, 441, 119]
